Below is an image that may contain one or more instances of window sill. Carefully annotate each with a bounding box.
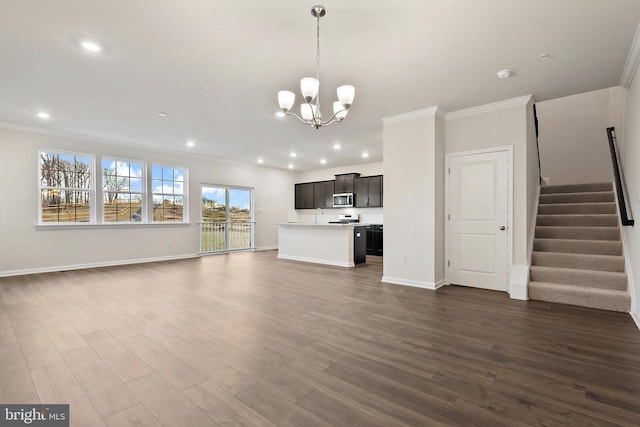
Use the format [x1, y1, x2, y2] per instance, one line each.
[36, 222, 191, 230]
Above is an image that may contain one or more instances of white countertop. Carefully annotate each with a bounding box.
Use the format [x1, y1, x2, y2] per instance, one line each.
[279, 222, 369, 227]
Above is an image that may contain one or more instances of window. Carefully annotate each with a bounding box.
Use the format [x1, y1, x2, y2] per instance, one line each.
[39, 150, 94, 223]
[152, 164, 187, 222]
[201, 185, 253, 252]
[102, 158, 144, 222]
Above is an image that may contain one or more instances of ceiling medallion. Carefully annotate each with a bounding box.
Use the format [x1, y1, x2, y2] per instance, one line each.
[277, 5, 355, 129]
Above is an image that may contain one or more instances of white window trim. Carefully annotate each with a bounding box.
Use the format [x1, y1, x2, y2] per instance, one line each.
[101, 156, 147, 224]
[151, 163, 189, 224]
[37, 148, 96, 225]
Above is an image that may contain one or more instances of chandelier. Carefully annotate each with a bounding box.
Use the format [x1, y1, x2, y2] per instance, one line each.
[277, 5, 355, 129]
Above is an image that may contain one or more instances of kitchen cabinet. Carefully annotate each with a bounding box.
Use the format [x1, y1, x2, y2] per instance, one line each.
[294, 182, 314, 209]
[355, 175, 383, 207]
[313, 180, 335, 209]
[334, 173, 360, 193]
[366, 224, 383, 256]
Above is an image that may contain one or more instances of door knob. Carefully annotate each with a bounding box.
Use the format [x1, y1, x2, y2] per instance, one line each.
[499, 226, 506, 231]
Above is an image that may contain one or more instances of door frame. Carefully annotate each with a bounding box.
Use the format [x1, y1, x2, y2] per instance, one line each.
[200, 183, 255, 253]
[444, 145, 513, 293]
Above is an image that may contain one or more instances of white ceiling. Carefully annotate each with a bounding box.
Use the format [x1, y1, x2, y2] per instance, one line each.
[1, 0, 639, 171]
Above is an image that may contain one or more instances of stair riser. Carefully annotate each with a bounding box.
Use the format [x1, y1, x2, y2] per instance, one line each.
[533, 239, 622, 255]
[538, 203, 616, 215]
[539, 193, 614, 204]
[528, 282, 630, 312]
[530, 267, 627, 290]
[535, 227, 620, 241]
[540, 183, 613, 194]
[532, 252, 625, 272]
[536, 215, 618, 227]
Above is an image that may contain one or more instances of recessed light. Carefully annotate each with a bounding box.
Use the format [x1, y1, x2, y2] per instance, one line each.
[186, 140, 195, 148]
[257, 158, 264, 164]
[539, 53, 549, 61]
[290, 152, 297, 158]
[201, 84, 210, 91]
[320, 159, 327, 164]
[157, 112, 168, 117]
[276, 111, 286, 118]
[81, 40, 102, 53]
[37, 111, 51, 120]
[496, 69, 512, 79]
[333, 143, 341, 150]
[362, 152, 369, 158]
[288, 164, 294, 169]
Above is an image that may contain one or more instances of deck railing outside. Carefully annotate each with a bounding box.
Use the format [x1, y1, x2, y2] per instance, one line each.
[200, 221, 254, 253]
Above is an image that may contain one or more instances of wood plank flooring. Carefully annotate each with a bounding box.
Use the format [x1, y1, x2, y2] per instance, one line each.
[1, 251, 640, 426]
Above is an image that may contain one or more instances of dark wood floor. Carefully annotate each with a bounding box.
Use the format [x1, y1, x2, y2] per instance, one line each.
[1, 251, 640, 426]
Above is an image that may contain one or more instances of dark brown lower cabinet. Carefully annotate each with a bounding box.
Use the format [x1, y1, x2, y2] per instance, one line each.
[366, 224, 383, 256]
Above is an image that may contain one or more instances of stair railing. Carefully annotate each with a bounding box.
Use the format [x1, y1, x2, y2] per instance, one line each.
[533, 104, 543, 185]
[606, 127, 634, 226]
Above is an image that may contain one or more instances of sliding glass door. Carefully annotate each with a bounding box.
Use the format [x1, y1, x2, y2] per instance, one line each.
[200, 185, 253, 253]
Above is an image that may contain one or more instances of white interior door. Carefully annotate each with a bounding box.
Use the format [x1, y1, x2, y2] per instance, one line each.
[447, 150, 509, 291]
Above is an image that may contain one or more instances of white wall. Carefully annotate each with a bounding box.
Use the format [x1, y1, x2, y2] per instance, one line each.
[536, 88, 614, 185]
[298, 162, 383, 183]
[0, 126, 295, 276]
[382, 108, 445, 289]
[445, 96, 537, 299]
[621, 73, 640, 325]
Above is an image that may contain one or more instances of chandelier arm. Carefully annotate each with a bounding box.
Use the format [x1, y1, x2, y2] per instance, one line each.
[318, 109, 346, 126]
[284, 110, 311, 124]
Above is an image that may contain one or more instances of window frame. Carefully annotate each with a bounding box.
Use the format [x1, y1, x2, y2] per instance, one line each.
[37, 149, 96, 225]
[151, 163, 189, 224]
[101, 156, 147, 224]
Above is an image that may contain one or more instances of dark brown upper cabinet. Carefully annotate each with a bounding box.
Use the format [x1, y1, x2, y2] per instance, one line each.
[355, 175, 383, 207]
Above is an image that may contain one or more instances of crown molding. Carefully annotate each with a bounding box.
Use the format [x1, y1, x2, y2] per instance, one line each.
[383, 105, 447, 125]
[621, 23, 640, 88]
[0, 120, 287, 171]
[446, 95, 533, 120]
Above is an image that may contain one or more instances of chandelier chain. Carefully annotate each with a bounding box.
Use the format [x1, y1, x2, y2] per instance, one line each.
[315, 11, 321, 111]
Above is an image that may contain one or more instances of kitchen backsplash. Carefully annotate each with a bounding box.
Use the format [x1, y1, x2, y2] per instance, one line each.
[291, 207, 383, 224]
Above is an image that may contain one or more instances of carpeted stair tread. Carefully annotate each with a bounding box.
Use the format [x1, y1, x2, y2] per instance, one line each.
[539, 191, 614, 204]
[530, 181, 628, 313]
[540, 182, 612, 194]
[532, 251, 624, 272]
[538, 202, 616, 215]
[536, 214, 618, 227]
[535, 226, 619, 241]
[530, 265, 627, 290]
[528, 281, 630, 312]
[533, 238, 622, 255]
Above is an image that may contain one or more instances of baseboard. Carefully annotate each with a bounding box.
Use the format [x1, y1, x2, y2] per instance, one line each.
[509, 264, 530, 300]
[381, 276, 445, 290]
[632, 309, 640, 331]
[255, 246, 278, 251]
[276, 254, 354, 268]
[0, 253, 201, 278]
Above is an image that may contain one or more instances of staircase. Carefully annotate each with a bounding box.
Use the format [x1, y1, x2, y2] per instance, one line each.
[529, 182, 630, 312]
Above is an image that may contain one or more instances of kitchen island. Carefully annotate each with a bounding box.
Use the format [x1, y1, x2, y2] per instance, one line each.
[277, 223, 366, 267]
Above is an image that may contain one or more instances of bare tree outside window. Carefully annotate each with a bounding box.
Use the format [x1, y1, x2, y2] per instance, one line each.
[39, 151, 93, 223]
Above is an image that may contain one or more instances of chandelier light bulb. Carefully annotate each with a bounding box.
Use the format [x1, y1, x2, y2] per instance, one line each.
[337, 85, 355, 107]
[300, 78, 319, 102]
[278, 91, 295, 111]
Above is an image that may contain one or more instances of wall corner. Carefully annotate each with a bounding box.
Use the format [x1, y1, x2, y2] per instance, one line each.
[509, 264, 530, 300]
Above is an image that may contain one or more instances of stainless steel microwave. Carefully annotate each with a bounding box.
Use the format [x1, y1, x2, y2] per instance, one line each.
[333, 193, 354, 208]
